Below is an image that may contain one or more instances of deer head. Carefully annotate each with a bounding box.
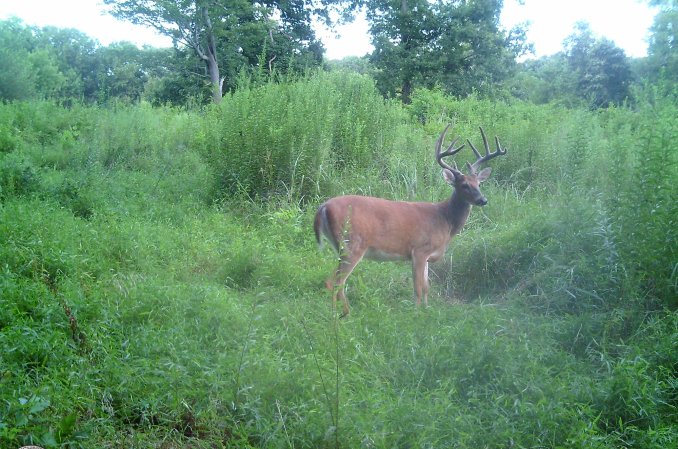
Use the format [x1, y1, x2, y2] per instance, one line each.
[435, 125, 506, 206]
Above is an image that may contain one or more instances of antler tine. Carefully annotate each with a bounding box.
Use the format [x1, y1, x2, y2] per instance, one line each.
[435, 124, 465, 172]
[469, 126, 507, 170]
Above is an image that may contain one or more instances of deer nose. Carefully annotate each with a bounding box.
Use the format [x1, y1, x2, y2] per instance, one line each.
[476, 197, 488, 206]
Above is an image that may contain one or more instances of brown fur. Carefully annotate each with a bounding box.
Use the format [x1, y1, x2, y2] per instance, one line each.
[314, 167, 490, 316]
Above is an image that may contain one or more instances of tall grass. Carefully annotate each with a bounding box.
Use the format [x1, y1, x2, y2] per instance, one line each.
[197, 71, 414, 201]
[0, 73, 676, 448]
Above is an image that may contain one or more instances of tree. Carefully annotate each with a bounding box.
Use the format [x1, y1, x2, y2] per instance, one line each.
[646, 0, 678, 85]
[509, 23, 634, 108]
[104, 0, 332, 103]
[368, 0, 436, 103]
[509, 55, 577, 105]
[141, 46, 213, 105]
[94, 42, 151, 102]
[0, 18, 37, 100]
[362, 0, 526, 103]
[564, 22, 633, 108]
[26, 49, 67, 99]
[0, 18, 77, 101]
[0, 17, 192, 104]
[33, 26, 99, 100]
[104, 0, 226, 103]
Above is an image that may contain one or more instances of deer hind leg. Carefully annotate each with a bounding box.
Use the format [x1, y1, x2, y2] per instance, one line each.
[412, 254, 430, 307]
[329, 248, 365, 317]
[423, 260, 430, 307]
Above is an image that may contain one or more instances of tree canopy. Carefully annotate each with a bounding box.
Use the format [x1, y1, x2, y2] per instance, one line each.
[564, 22, 633, 108]
[103, 0, 332, 102]
[363, 0, 527, 102]
[507, 23, 635, 108]
[0, 2, 675, 108]
[646, 0, 678, 85]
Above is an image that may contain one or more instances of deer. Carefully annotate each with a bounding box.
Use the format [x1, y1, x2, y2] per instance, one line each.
[313, 124, 507, 316]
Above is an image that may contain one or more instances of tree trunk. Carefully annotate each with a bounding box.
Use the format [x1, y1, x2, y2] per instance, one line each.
[202, 6, 222, 103]
[400, 0, 412, 104]
[206, 53, 222, 104]
[401, 77, 412, 104]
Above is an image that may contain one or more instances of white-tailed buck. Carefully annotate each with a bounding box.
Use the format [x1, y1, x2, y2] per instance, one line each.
[314, 125, 507, 316]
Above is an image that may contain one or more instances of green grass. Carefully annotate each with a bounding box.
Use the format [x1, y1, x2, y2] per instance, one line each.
[1, 75, 676, 448]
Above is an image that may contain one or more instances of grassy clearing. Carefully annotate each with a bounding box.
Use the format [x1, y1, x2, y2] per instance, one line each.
[1, 73, 676, 448]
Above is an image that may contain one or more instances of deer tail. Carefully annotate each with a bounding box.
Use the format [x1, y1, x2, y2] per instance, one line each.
[314, 203, 339, 252]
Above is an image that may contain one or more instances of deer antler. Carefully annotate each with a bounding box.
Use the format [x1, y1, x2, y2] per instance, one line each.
[435, 124, 466, 172]
[467, 127, 507, 173]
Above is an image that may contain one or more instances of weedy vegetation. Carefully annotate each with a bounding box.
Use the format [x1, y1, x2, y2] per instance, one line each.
[1, 71, 676, 448]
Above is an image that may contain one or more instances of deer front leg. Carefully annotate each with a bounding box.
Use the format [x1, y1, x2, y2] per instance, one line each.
[411, 254, 430, 307]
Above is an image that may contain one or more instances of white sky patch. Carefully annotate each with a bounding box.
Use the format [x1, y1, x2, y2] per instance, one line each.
[501, 0, 658, 58]
[313, 10, 373, 60]
[0, 0, 171, 47]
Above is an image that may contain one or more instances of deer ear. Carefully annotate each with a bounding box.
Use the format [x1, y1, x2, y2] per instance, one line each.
[443, 168, 462, 185]
[476, 167, 492, 182]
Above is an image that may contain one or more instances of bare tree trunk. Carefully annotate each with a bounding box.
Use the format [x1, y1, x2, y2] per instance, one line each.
[202, 6, 222, 103]
[183, 5, 223, 103]
[206, 52, 222, 103]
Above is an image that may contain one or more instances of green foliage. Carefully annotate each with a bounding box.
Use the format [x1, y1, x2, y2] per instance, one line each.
[104, 0, 329, 103]
[367, 0, 525, 103]
[0, 18, 170, 104]
[201, 70, 411, 200]
[564, 23, 634, 108]
[603, 89, 678, 307]
[1, 74, 676, 448]
[0, 153, 38, 199]
[0, 18, 40, 100]
[646, 1, 678, 85]
[511, 23, 636, 109]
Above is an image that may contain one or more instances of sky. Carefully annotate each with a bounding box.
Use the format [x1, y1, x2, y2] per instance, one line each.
[0, 0, 658, 60]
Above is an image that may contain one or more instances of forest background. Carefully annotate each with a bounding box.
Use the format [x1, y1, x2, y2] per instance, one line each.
[1, 0, 676, 447]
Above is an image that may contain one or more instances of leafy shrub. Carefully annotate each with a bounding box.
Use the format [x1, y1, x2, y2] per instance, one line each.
[437, 194, 625, 314]
[0, 122, 19, 153]
[607, 95, 678, 307]
[200, 70, 411, 200]
[0, 152, 38, 200]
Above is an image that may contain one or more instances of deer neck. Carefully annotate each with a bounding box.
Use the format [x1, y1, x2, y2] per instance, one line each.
[441, 192, 472, 235]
